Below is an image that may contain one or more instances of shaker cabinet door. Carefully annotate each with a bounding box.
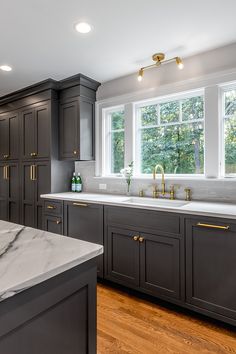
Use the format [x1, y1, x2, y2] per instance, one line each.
[186, 218, 236, 320]
[59, 100, 79, 160]
[140, 233, 181, 300]
[106, 227, 140, 287]
[21, 108, 35, 160]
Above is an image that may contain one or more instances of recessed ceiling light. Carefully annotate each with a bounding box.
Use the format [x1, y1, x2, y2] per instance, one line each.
[0, 65, 12, 72]
[75, 22, 92, 34]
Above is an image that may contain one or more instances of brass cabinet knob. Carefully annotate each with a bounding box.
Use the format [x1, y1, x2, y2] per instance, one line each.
[73, 150, 77, 155]
[139, 237, 145, 243]
[132, 235, 139, 241]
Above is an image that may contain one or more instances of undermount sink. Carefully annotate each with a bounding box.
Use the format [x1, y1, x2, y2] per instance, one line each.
[122, 197, 189, 208]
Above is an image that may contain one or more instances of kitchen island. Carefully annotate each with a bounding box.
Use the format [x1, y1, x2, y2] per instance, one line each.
[0, 220, 103, 354]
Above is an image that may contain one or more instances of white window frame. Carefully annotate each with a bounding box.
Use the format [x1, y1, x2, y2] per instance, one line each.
[134, 89, 205, 177]
[96, 72, 236, 180]
[102, 105, 125, 176]
[220, 83, 236, 177]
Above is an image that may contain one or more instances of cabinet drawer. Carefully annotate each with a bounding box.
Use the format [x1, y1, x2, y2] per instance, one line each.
[105, 206, 180, 235]
[44, 200, 62, 216]
[44, 215, 63, 235]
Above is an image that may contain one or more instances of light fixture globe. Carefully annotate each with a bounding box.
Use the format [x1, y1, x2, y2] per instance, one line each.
[75, 22, 92, 34]
[0, 65, 12, 72]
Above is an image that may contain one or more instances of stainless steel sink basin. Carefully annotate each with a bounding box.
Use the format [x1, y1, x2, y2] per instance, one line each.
[122, 197, 189, 208]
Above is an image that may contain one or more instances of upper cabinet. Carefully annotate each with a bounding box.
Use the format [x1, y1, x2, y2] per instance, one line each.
[0, 112, 19, 161]
[21, 103, 50, 160]
[59, 75, 100, 161]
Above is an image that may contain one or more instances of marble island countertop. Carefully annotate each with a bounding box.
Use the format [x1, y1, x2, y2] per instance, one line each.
[0, 220, 103, 302]
[41, 192, 236, 219]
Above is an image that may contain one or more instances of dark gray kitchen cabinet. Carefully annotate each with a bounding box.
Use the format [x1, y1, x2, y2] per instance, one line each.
[186, 218, 236, 321]
[0, 112, 19, 161]
[59, 97, 95, 161]
[21, 103, 50, 160]
[22, 161, 50, 229]
[139, 232, 180, 299]
[106, 226, 181, 299]
[106, 227, 140, 286]
[44, 215, 63, 235]
[0, 162, 19, 223]
[59, 74, 100, 161]
[64, 201, 104, 277]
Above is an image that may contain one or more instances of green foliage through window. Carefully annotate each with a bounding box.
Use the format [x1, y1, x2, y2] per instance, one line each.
[224, 89, 236, 175]
[138, 95, 204, 174]
[110, 110, 124, 173]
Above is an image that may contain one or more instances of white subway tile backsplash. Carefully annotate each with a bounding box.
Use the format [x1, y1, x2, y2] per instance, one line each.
[75, 161, 236, 203]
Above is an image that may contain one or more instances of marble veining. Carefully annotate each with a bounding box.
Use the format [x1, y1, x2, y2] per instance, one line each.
[0, 220, 103, 302]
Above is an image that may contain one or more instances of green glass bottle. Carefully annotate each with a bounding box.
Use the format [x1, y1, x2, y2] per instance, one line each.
[76, 173, 82, 193]
[71, 172, 76, 192]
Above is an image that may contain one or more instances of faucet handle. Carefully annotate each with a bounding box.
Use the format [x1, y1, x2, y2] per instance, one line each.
[152, 185, 158, 198]
[169, 185, 175, 200]
[139, 189, 144, 197]
[184, 188, 191, 201]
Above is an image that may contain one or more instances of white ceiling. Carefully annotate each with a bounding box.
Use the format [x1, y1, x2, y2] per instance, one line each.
[1, 0, 236, 96]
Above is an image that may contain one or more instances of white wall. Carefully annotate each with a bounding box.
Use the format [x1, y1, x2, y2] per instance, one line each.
[75, 42, 236, 202]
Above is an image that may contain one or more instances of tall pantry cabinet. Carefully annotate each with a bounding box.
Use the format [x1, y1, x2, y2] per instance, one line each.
[0, 75, 100, 228]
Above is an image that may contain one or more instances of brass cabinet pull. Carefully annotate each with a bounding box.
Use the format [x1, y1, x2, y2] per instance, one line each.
[132, 235, 139, 241]
[33, 165, 37, 180]
[72, 202, 88, 207]
[197, 222, 230, 230]
[30, 165, 37, 181]
[56, 220, 61, 225]
[3, 154, 9, 159]
[5, 165, 9, 180]
[139, 236, 145, 243]
[47, 205, 56, 210]
[30, 152, 37, 157]
[3, 166, 6, 180]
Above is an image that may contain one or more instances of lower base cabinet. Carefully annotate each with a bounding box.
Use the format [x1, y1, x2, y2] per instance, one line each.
[186, 218, 236, 323]
[106, 226, 181, 300]
[64, 201, 104, 278]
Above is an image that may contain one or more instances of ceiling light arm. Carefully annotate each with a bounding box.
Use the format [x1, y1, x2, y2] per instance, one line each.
[137, 53, 184, 81]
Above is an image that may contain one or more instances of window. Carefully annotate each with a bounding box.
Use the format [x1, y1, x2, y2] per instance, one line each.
[104, 107, 125, 174]
[136, 93, 204, 175]
[223, 88, 236, 175]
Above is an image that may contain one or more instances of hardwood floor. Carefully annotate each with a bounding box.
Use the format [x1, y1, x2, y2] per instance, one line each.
[97, 283, 236, 354]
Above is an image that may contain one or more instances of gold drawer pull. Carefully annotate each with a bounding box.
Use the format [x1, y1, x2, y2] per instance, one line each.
[56, 220, 61, 225]
[3, 154, 9, 159]
[5, 165, 9, 180]
[197, 222, 230, 230]
[72, 202, 88, 207]
[132, 235, 139, 241]
[139, 237, 145, 243]
[47, 205, 56, 210]
[30, 152, 37, 157]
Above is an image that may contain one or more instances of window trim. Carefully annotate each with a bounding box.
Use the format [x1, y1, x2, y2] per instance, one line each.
[220, 84, 236, 177]
[102, 105, 125, 176]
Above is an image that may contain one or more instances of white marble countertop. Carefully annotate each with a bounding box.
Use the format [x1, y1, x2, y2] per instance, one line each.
[0, 220, 103, 302]
[41, 192, 236, 219]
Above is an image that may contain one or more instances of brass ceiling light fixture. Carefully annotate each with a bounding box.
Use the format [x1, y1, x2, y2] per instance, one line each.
[137, 52, 184, 81]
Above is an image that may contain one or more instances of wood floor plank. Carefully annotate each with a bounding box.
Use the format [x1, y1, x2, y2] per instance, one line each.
[97, 283, 236, 354]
